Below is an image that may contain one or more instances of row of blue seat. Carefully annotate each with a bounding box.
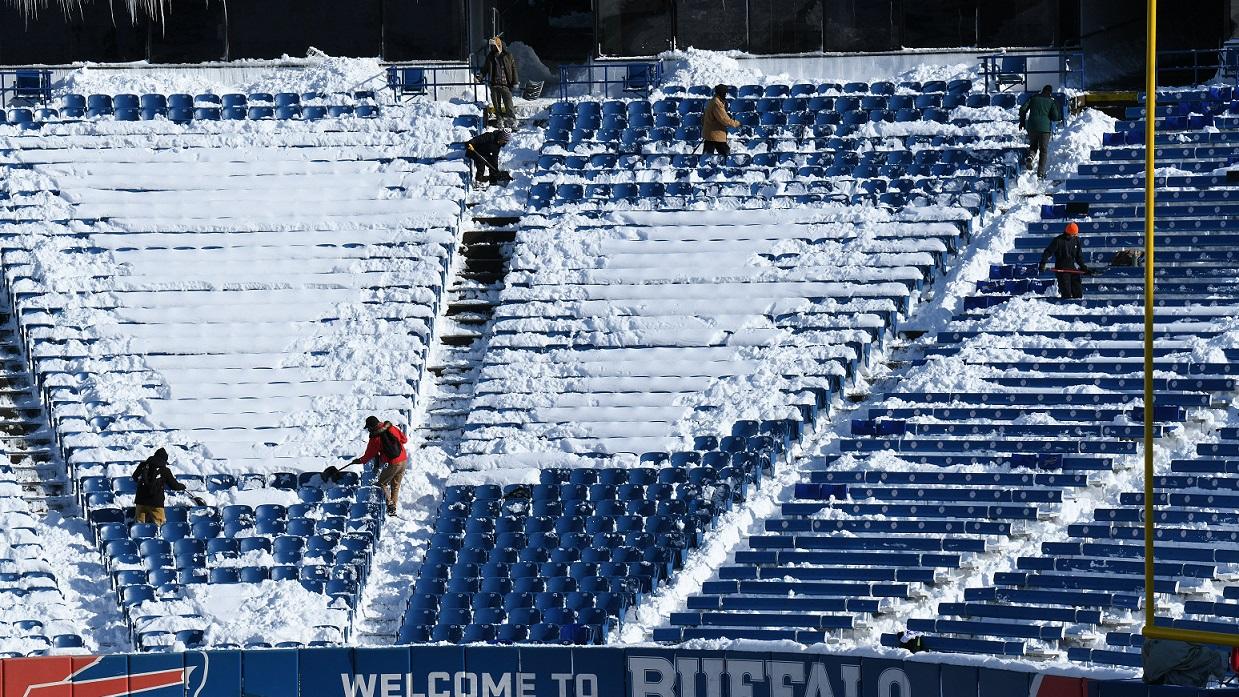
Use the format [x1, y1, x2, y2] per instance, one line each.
[536, 147, 1002, 172]
[553, 93, 1015, 125]
[1, 104, 379, 126]
[82, 471, 357, 495]
[547, 108, 964, 141]
[1123, 99, 1236, 119]
[63, 91, 371, 111]
[584, 79, 977, 104]
[527, 182, 981, 210]
[1139, 86, 1234, 103]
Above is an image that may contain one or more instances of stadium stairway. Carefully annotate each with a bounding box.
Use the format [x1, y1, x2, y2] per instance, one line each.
[0, 281, 61, 511]
[417, 217, 519, 454]
[656, 87, 1239, 664]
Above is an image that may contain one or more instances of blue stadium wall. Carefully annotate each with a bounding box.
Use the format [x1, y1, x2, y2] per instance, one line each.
[1, 648, 1233, 697]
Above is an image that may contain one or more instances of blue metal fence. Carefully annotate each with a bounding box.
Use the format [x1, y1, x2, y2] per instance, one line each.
[979, 52, 1084, 93]
[557, 61, 663, 101]
[1155, 48, 1232, 86]
[0, 69, 52, 106]
[385, 64, 486, 102]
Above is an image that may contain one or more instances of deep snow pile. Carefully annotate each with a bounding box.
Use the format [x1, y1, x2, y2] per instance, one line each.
[659, 47, 979, 90]
[0, 93, 476, 648]
[60, 56, 392, 104]
[0, 473, 94, 655]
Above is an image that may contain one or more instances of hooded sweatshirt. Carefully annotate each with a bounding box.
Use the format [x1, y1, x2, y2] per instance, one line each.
[133, 448, 186, 508]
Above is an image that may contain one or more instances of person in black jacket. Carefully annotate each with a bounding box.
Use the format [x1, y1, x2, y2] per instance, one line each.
[132, 448, 199, 524]
[479, 37, 518, 128]
[1039, 222, 1091, 299]
[464, 128, 511, 184]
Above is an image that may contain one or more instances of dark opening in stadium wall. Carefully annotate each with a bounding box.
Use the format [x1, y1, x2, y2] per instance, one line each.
[0, 0, 1230, 89]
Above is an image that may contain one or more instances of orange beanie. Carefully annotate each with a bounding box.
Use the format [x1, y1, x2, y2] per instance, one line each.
[1064, 222, 1079, 235]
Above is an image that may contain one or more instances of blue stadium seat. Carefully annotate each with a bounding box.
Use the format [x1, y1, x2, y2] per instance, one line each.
[62, 93, 86, 117]
[946, 79, 972, 94]
[270, 566, 299, 581]
[209, 568, 241, 584]
[113, 93, 139, 110]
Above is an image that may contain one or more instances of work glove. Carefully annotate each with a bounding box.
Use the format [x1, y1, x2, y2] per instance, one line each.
[466, 144, 475, 152]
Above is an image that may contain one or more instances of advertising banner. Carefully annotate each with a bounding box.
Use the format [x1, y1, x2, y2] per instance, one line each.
[1, 646, 1232, 697]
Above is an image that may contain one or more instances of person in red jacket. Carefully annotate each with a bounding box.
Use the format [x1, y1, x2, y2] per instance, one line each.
[351, 415, 408, 516]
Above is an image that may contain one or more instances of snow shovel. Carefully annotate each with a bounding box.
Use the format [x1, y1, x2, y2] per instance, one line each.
[1046, 266, 1106, 277]
[321, 458, 360, 484]
[473, 150, 512, 185]
[174, 491, 208, 507]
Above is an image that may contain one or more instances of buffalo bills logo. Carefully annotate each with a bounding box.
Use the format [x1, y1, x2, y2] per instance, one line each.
[5, 655, 204, 697]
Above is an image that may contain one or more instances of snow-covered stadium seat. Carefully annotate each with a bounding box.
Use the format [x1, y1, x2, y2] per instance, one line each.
[656, 88, 1239, 661]
[0, 99, 477, 649]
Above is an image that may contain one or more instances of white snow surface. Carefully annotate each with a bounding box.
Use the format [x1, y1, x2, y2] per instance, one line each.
[7, 54, 1224, 679]
[659, 48, 980, 90]
[0, 92, 476, 648]
[61, 56, 392, 103]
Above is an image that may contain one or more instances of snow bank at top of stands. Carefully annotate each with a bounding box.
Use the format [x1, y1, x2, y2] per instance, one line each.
[658, 48, 774, 88]
[894, 62, 978, 85]
[0, 100, 481, 160]
[506, 42, 555, 84]
[61, 56, 391, 101]
[659, 49, 982, 91]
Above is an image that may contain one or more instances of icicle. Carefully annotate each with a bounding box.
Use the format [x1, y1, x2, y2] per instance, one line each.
[3, 0, 221, 24]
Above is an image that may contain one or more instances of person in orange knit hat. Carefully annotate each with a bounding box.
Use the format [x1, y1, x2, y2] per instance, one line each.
[1039, 222, 1092, 299]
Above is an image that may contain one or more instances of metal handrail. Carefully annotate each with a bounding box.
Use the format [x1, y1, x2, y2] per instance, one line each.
[978, 52, 1084, 93]
[1154, 47, 1230, 86]
[557, 61, 663, 101]
[0, 69, 52, 107]
[384, 64, 487, 102]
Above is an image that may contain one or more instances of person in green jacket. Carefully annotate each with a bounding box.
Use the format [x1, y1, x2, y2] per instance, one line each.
[1019, 85, 1064, 179]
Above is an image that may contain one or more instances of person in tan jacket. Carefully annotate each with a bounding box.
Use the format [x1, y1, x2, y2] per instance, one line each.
[701, 84, 740, 156]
